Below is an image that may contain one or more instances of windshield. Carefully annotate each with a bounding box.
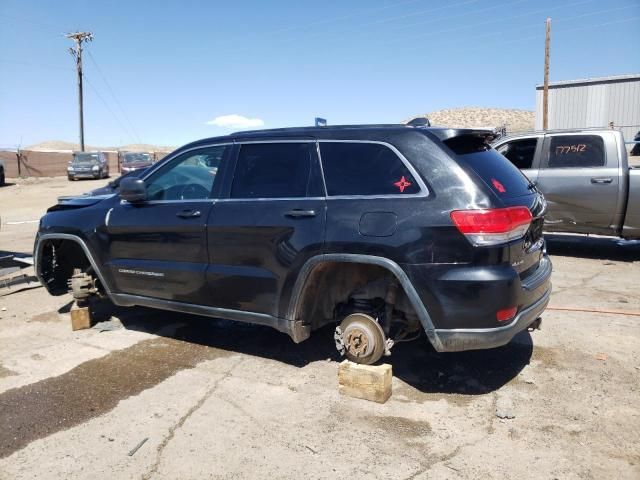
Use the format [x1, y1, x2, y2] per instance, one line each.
[73, 153, 100, 164]
[123, 153, 151, 164]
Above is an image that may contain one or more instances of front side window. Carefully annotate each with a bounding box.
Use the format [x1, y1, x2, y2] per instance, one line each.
[145, 145, 226, 201]
[497, 138, 538, 169]
[545, 135, 605, 168]
[319, 142, 419, 196]
[231, 143, 313, 198]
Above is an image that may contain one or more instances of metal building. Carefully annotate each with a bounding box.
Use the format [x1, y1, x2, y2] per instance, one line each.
[535, 74, 640, 143]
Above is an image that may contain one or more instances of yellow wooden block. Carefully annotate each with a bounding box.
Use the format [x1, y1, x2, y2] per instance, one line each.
[70, 304, 91, 331]
[338, 360, 392, 404]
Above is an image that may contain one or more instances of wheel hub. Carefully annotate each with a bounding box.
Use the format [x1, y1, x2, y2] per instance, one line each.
[337, 313, 386, 364]
[344, 326, 373, 357]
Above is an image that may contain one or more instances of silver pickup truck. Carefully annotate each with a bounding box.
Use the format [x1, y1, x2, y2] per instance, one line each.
[492, 129, 640, 239]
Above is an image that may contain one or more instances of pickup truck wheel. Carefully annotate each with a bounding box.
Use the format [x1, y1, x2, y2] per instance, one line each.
[338, 313, 386, 365]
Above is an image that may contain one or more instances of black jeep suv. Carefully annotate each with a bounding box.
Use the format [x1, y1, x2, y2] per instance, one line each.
[35, 125, 551, 364]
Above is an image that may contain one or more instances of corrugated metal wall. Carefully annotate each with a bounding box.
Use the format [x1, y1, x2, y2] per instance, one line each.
[535, 76, 640, 144]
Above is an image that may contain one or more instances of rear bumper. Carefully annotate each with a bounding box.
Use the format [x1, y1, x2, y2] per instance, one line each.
[433, 286, 551, 352]
[403, 254, 553, 352]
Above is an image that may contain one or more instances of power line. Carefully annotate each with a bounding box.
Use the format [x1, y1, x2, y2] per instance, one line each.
[210, 0, 482, 57]
[213, 0, 428, 47]
[83, 74, 138, 144]
[86, 50, 142, 144]
[0, 59, 74, 72]
[459, 15, 640, 54]
[385, 0, 596, 46]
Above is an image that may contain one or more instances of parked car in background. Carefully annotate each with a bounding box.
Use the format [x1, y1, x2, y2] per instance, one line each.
[0, 158, 5, 186]
[68, 151, 109, 180]
[120, 151, 154, 174]
[35, 125, 551, 364]
[492, 129, 639, 239]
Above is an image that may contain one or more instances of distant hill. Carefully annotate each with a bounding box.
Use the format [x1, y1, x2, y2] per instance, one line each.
[26, 140, 175, 152]
[405, 107, 535, 133]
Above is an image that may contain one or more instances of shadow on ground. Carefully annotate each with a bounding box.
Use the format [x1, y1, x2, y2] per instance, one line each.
[545, 234, 640, 261]
[114, 302, 532, 396]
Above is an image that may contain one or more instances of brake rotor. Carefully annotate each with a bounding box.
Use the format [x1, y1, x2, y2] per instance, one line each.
[339, 313, 386, 365]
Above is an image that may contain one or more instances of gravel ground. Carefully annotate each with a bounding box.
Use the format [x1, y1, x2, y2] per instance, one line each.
[0, 176, 638, 480]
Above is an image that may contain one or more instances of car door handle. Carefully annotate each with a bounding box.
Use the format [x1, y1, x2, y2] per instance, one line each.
[285, 209, 316, 218]
[176, 209, 201, 218]
[591, 177, 613, 184]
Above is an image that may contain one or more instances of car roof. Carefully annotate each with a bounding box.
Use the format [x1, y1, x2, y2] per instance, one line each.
[177, 124, 494, 152]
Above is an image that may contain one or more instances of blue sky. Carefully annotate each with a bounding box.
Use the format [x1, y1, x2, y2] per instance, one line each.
[1, 0, 639, 148]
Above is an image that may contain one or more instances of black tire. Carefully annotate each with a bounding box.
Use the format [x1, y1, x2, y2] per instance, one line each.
[0, 169, 5, 187]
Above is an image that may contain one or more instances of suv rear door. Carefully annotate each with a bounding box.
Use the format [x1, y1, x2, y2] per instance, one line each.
[537, 132, 618, 234]
[318, 140, 429, 262]
[205, 141, 326, 317]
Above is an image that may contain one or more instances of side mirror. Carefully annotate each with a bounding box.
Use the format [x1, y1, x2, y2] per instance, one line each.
[119, 177, 147, 203]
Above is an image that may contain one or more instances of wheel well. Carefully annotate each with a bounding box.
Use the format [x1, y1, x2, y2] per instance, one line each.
[39, 239, 93, 295]
[294, 261, 418, 332]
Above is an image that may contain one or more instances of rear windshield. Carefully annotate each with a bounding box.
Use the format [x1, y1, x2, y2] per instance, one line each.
[446, 138, 532, 198]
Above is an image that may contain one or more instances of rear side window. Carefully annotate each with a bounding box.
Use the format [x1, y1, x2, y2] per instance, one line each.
[455, 149, 533, 198]
[231, 143, 313, 198]
[320, 142, 419, 196]
[497, 138, 538, 169]
[545, 135, 605, 168]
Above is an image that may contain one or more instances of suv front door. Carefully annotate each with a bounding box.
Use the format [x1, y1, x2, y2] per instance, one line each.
[105, 145, 229, 304]
[205, 141, 326, 318]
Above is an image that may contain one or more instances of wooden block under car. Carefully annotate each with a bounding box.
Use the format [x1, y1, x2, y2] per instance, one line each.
[70, 303, 91, 331]
[338, 360, 392, 404]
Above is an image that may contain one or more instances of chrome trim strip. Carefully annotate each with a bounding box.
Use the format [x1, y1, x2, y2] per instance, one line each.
[34, 233, 113, 294]
[216, 197, 325, 202]
[137, 142, 234, 181]
[315, 141, 329, 197]
[235, 140, 316, 144]
[316, 139, 429, 199]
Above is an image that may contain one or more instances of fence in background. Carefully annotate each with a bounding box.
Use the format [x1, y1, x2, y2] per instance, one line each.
[0, 150, 172, 178]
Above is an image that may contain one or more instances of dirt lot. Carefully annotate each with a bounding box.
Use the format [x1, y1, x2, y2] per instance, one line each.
[0, 177, 639, 479]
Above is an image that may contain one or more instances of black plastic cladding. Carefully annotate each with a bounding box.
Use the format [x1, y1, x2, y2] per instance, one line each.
[35, 125, 551, 352]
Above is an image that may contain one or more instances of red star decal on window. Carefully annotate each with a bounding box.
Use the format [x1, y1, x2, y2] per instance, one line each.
[394, 176, 412, 193]
[491, 178, 506, 193]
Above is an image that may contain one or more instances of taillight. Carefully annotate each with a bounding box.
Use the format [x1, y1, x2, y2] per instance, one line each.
[450, 206, 532, 246]
[496, 306, 517, 322]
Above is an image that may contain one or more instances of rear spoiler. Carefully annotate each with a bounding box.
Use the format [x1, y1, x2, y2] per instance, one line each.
[428, 128, 498, 154]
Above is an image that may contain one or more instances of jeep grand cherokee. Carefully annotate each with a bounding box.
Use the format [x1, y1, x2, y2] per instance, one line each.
[35, 125, 552, 364]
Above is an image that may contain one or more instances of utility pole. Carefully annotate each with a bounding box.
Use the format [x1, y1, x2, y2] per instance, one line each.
[542, 18, 551, 131]
[66, 31, 93, 151]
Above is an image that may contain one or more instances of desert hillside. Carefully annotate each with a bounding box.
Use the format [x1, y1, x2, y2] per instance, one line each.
[405, 107, 535, 132]
[26, 140, 175, 152]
